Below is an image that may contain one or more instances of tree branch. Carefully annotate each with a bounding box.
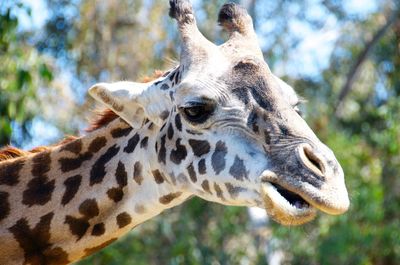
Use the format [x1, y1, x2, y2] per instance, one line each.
[335, 10, 399, 116]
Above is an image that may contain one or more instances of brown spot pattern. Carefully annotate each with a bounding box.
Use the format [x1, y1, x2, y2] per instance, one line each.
[225, 183, 245, 199]
[58, 137, 106, 173]
[170, 138, 187, 164]
[107, 188, 124, 202]
[0, 158, 24, 186]
[158, 135, 167, 164]
[62, 175, 82, 206]
[60, 139, 82, 155]
[159, 192, 182, 204]
[65, 199, 99, 240]
[187, 163, 197, 183]
[175, 114, 182, 131]
[22, 176, 55, 206]
[140, 137, 149, 149]
[133, 161, 143, 185]
[90, 144, 120, 186]
[123, 134, 140, 153]
[115, 161, 128, 187]
[201, 180, 211, 194]
[116, 212, 132, 228]
[188, 139, 210, 157]
[167, 124, 174, 140]
[9, 212, 70, 265]
[198, 159, 206, 174]
[229, 155, 249, 181]
[91, 223, 105, 236]
[152, 170, 165, 184]
[214, 183, 224, 200]
[211, 141, 227, 175]
[79, 199, 99, 219]
[110, 126, 133, 138]
[0, 191, 10, 221]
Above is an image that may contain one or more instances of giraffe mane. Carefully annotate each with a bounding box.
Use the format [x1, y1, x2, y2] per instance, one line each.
[0, 70, 167, 162]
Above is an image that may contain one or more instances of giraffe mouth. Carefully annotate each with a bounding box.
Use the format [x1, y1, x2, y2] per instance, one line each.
[260, 180, 317, 226]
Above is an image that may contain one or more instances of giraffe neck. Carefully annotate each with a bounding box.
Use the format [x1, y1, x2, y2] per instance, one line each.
[0, 118, 191, 265]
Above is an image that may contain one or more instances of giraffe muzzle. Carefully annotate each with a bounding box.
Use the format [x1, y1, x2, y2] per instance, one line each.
[259, 142, 349, 225]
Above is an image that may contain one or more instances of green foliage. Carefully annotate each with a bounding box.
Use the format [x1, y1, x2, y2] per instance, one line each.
[0, 2, 54, 145]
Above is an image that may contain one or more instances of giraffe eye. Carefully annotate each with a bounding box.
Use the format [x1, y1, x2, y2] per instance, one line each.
[180, 101, 215, 124]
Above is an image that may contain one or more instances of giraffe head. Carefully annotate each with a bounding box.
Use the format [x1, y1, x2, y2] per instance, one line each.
[89, 0, 349, 225]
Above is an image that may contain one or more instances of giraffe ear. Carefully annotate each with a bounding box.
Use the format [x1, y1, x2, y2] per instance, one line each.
[88, 81, 169, 128]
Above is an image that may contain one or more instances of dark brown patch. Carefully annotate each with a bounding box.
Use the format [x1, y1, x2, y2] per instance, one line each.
[58, 152, 93, 173]
[22, 176, 55, 206]
[123, 133, 140, 153]
[175, 114, 182, 131]
[159, 192, 183, 204]
[58, 137, 106, 173]
[0, 191, 10, 221]
[201, 180, 211, 194]
[62, 175, 82, 206]
[188, 139, 210, 157]
[31, 151, 51, 177]
[133, 161, 143, 185]
[110, 126, 133, 138]
[229, 155, 249, 181]
[187, 163, 197, 183]
[225, 183, 245, 199]
[140, 137, 149, 149]
[60, 139, 82, 155]
[91, 223, 105, 236]
[90, 144, 120, 186]
[0, 158, 24, 186]
[79, 199, 99, 219]
[42, 247, 70, 265]
[152, 170, 165, 184]
[159, 110, 170, 120]
[107, 188, 124, 202]
[214, 183, 224, 200]
[83, 238, 117, 258]
[9, 212, 70, 265]
[115, 161, 128, 187]
[88, 136, 108, 153]
[211, 141, 227, 175]
[116, 212, 132, 228]
[170, 138, 187, 164]
[65, 215, 90, 241]
[198, 159, 206, 175]
[167, 123, 174, 140]
[158, 135, 167, 164]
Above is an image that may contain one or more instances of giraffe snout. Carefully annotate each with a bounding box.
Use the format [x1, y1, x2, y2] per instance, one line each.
[297, 144, 326, 178]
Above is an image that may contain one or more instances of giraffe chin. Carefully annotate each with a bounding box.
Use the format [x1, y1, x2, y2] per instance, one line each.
[261, 181, 317, 226]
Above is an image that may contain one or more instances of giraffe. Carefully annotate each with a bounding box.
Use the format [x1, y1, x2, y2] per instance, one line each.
[0, 1, 350, 264]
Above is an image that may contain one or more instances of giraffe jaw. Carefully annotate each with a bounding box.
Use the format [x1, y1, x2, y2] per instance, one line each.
[260, 181, 317, 226]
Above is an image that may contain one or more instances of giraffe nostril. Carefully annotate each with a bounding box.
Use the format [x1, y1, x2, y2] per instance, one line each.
[298, 144, 326, 177]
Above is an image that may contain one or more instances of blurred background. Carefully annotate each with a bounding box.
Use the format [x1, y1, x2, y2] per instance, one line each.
[1, 0, 399, 264]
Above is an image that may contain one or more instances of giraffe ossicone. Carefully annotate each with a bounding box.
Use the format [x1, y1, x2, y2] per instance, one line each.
[0, 1, 349, 264]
